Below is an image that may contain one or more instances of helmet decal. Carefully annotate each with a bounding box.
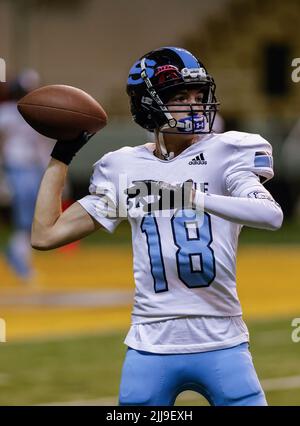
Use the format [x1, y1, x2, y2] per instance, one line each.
[127, 59, 156, 85]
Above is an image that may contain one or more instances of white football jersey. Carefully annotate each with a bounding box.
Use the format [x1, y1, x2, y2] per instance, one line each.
[78, 131, 274, 326]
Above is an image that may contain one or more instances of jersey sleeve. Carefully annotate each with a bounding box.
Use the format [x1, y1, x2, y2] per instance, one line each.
[224, 133, 274, 187]
[77, 155, 124, 233]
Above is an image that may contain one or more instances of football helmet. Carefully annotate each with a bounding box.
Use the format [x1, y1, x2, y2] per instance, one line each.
[127, 46, 219, 135]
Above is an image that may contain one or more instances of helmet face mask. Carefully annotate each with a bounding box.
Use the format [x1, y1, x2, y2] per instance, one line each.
[127, 47, 219, 135]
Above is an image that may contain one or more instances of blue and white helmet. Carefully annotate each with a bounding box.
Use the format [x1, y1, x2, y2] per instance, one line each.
[127, 46, 219, 134]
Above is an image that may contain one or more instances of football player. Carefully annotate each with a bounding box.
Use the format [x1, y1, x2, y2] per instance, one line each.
[31, 47, 283, 406]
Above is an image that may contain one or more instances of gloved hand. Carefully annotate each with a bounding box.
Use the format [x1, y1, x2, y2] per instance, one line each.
[51, 131, 95, 165]
[126, 179, 194, 213]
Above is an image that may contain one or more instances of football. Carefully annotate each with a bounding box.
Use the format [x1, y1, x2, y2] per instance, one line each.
[17, 84, 108, 140]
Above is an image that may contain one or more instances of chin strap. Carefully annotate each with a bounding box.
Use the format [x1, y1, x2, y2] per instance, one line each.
[156, 131, 174, 161]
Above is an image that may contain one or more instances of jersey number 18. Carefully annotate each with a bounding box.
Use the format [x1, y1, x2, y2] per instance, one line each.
[141, 210, 216, 293]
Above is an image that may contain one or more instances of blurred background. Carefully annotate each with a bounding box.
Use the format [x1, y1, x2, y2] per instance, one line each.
[0, 0, 299, 406]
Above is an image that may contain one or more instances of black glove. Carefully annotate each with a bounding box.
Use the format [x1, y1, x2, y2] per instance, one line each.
[51, 131, 95, 165]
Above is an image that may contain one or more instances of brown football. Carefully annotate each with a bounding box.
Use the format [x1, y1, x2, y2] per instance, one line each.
[17, 84, 108, 140]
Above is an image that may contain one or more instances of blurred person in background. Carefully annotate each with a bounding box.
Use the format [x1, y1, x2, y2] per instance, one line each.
[0, 69, 54, 281]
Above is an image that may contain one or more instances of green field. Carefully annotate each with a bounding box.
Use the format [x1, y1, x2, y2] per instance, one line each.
[0, 316, 299, 406]
[1, 217, 300, 406]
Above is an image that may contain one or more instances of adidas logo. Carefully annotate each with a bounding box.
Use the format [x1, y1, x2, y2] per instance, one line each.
[189, 153, 207, 165]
